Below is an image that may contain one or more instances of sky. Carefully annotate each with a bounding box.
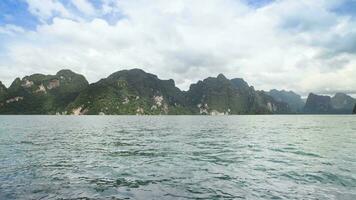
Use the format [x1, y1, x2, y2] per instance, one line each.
[0, 0, 356, 96]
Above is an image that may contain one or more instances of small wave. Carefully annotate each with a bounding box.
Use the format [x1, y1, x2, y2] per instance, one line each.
[19, 141, 36, 145]
[42, 163, 74, 168]
[215, 174, 233, 180]
[291, 150, 322, 158]
[317, 171, 356, 187]
[270, 148, 286, 153]
[111, 141, 136, 146]
[283, 147, 296, 150]
[107, 150, 167, 157]
[281, 171, 356, 187]
[270, 147, 322, 158]
[84, 177, 161, 192]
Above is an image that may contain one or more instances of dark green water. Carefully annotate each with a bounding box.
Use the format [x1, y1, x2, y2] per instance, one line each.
[0, 116, 355, 199]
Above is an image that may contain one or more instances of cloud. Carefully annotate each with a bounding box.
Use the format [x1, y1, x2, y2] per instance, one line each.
[72, 0, 96, 15]
[0, 0, 356, 96]
[0, 24, 25, 35]
[25, 0, 74, 21]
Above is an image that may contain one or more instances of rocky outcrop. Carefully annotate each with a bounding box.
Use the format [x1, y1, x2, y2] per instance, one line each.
[5, 96, 24, 104]
[71, 106, 88, 115]
[47, 79, 60, 90]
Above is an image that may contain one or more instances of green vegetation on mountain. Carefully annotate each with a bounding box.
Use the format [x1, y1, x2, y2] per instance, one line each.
[267, 89, 304, 113]
[66, 69, 191, 115]
[185, 74, 290, 114]
[0, 70, 88, 114]
[0, 68, 354, 115]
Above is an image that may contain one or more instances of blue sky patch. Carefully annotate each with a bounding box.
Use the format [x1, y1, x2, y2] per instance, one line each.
[0, 0, 39, 30]
[244, 0, 275, 8]
[332, 0, 356, 17]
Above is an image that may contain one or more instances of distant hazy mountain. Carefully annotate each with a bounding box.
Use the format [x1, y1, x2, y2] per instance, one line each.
[267, 89, 304, 113]
[331, 93, 356, 114]
[353, 104, 356, 114]
[304, 93, 333, 114]
[304, 93, 355, 114]
[0, 70, 88, 114]
[0, 68, 354, 115]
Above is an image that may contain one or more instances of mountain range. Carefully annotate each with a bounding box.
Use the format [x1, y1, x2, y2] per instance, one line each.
[303, 93, 356, 114]
[0, 69, 355, 115]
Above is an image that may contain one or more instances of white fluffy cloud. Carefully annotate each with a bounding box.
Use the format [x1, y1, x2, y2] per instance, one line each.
[25, 0, 73, 21]
[72, 0, 96, 15]
[0, 0, 356, 96]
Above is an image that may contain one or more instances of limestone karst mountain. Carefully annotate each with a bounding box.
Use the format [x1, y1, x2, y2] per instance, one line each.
[185, 74, 289, 115]
[331, 93, 356, 114]
[66, 69, 190, 115]
[0, 70, 88, 114]
[303, 92, 356, 114]
[304, 93, 333, 114]
[0, 68, 354, 115]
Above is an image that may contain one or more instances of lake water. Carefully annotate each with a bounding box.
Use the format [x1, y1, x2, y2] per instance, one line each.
[0, 116, 355, 199]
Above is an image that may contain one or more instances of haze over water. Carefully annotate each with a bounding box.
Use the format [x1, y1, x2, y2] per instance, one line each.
[0, 116, 355, 199]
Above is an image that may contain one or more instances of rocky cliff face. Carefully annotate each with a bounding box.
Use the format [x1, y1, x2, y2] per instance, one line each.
[0, 70, 88, 114]
[267, 89, 304, 113]
[67, 69, 190, 115]
[304, 93, 333, 114]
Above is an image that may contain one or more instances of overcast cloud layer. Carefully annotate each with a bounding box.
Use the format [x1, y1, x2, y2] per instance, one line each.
[0, 0, 356, 96]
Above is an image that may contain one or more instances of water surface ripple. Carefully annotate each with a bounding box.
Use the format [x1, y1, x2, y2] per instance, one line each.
[0, 116, 355, 199]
